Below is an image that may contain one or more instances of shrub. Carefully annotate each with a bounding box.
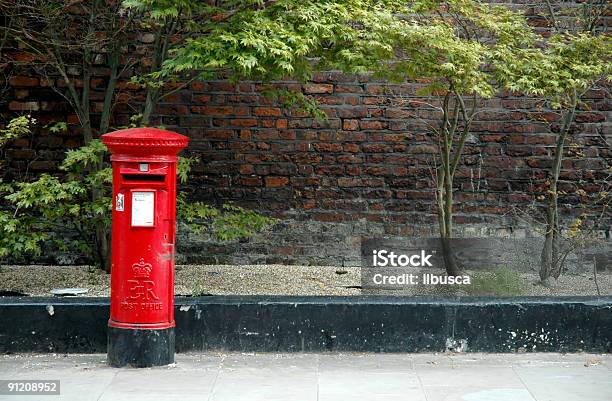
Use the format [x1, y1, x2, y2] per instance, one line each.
[466, 268, 523, 296]
[0, 139, 276, 269]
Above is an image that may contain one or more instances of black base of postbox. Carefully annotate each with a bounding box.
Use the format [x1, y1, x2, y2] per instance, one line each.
[107, 326, 175, 368]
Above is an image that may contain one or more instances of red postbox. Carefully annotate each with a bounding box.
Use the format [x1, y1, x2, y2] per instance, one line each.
[102, 127, 188, 367]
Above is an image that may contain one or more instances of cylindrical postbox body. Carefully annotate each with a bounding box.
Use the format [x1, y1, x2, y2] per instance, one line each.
[102, 128, 188, 367]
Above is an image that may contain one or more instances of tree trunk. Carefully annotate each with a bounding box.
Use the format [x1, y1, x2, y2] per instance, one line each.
[436, 166, 461, 276]
[539, 95, 576, 284]
[540, 190, 558, 285]
[440, 237, 461, 276]
[441, 173, 461, 277]
[96, 226, 111, 273]
[141, 19, 175, 126]
[539, 149, 564, 285]
[141, 88, 160, 127]
[438, 175, 461, 276]
[435, 91, 462, 277]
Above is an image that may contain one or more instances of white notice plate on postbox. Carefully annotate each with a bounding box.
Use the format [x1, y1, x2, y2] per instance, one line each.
[131, 191, 154, 227]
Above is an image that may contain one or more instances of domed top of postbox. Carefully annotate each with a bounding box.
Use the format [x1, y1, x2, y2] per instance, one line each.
[102, 128, 188, 161]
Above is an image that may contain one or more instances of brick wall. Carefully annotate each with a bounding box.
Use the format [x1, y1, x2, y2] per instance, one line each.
[168, 76, 609, 267]
[1, 1, 611, 267]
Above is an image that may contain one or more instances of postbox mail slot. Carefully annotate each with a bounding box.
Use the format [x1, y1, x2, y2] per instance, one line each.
[120, 165, 168, 175]
[122, 174, 165, 182]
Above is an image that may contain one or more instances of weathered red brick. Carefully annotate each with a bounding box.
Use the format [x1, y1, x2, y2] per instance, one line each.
[316, 165, 344, 175]
[337, 132, 365, 142]
[362, 143, 392, 153]
[191, 106, 249, 116]
[360, 120, 387, 130]
[575, 112, 605, 123]
[238, 83, 252, 92]
[209, 82, 236, 92]
[364, 166, 388, 176]
[292, 153, 322, 164]
[265, 176, 289, 187]
[301, 199, 317, 209]
[385, 133, 412, 142]
[362, 96, 387, 105]
[314, 143, 343, 152]
[391, 167, 408, 176]
[192, 94, 211, 103]
[231, 119, 258, 127]
[9, 76, 38, 87]
[205, 130, 234, 139]
[157, 104, 189, 115]
[40, 78, 54, 87]
[363, 178, 385, 187]
[9, 101, 39, 111]
[338, 96, 358, 107]
[260, 119, 275, 128]
[303, 84, 333, 94]
[335, 107, 365, 119]
[337, 155, 364, 164]
[409, 144, 437, 154]
[316, 97, 343, 106]
[343, 143, 360, 153]
[346, 166, 361, 175]
[30, 161, 57, 171]
[237, 176, 262, 186]
[191, 82, 207, 91]
[314, 213, 343, 222]
[506, 146, 532, 156]
[526, 135, 556, 145]
[335, 85, 362, 93]
[254, 131, 279, 140]
[14, 89, 28, 99]
[343, 119, 359, 131]
[5, 149, 35, 159]
[338, 177, 363, 187]
[385, 108, 412, 119]
[254, 107, 282, 117]
[480, 134, 504, 142]
[114, 81, 138, 90]
[238, 164, 254, 174]
[507, 134, 525, 144]
[366, 85, 386, 94]
[7, 51, 39, 62]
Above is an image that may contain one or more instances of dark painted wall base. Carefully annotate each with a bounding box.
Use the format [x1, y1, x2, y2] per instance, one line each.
[1, 297, 611, 354]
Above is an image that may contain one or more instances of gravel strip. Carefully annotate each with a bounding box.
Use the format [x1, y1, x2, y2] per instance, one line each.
[0, 264, 610, 297]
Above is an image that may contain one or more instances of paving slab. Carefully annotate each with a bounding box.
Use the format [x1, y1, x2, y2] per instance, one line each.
[0, 353, 610, 401]
[317, 354, 423, 401]
[514, 364, 612, 401]
[422, 387, 536, 401]
[99, 368, 217, 401]
[211, 353, 318, 401]
[318, 353, 415, 372]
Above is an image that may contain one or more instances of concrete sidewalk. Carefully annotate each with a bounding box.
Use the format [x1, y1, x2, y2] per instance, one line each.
[1, 353, 611, 401]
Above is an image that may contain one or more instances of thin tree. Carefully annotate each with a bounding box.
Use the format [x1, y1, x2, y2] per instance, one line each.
[496, 1, 611, 285]
[375, 0, 533, 275]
